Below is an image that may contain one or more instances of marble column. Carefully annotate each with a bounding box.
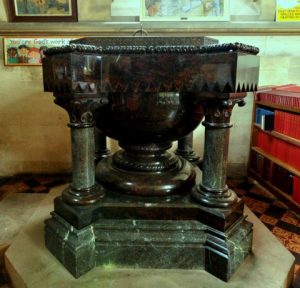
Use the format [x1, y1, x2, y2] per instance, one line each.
[55, 98, 104, 206]
[176, 132, 201, 166]
[94, 128, 110, 164]
[193, 98, 246, 208]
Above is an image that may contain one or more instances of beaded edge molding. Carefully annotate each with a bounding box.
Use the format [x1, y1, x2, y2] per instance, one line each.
[44, 42, 259, 56]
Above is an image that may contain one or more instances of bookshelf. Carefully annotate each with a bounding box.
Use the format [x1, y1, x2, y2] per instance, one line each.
[248, 86, 300, 214]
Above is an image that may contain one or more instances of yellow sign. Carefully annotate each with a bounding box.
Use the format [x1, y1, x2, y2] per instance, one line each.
[277, 0, 300, 21]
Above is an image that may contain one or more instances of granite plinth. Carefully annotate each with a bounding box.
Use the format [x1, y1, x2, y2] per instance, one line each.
[45, 210, 252, 280]
[47, 171, 252, 281]
[5, 185, 295, 288]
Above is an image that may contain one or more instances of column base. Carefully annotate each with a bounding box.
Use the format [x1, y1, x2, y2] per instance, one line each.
[175, 149, 202, 167]
[62, 184, 105, 206]
[192, 184, 238, 208]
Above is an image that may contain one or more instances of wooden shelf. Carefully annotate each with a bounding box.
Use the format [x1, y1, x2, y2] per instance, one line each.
[253, 123, 260, 129]
[2, 21, 300, 36]
[249, 92, 300, 214]
[252, 124, 300, 148]
[255, 101, 300, 114]
[251, 146, 300, 178]
[271, 131, 300, 148]
[249, 168, 300, 215]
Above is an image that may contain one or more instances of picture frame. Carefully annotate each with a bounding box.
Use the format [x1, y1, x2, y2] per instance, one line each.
[140, 0, 229, 21]
[3, 36, 77, 66]
[8, 0, 78, 22]
[230, 0, 261, 20]
[276, 0, 300, 22]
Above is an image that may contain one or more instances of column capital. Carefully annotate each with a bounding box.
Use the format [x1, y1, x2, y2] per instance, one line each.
[54, 95, 108, 128]
[201, 96, 246, 128]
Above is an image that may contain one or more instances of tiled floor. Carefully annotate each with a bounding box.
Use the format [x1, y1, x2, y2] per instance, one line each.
[0, 175, 299, 287]
[228, 178, 300, 288]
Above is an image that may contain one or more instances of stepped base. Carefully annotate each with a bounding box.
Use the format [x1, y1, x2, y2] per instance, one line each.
[45, 211, 252, 281]
[5, 185, 295, 288]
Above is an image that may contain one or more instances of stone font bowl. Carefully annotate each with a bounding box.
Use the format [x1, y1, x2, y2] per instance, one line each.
[95, 92, 203, 144]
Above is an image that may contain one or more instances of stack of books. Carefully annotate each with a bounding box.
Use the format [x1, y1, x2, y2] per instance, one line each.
[294, 176, 300, 204]
[274, 110, 300, 140]
[255, 107, 274, 130]
[257, 130, 300, 170]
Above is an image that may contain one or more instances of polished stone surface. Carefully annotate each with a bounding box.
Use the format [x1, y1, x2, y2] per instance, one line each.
[45, 207, 252, 279]
[5, 185, 295, 288]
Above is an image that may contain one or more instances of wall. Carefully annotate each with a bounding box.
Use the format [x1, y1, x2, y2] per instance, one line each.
[0, 1, 300, 176]
[0, 40, 71, 174]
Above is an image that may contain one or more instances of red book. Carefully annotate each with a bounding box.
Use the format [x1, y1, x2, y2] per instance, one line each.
[257, 89, 300, 108]
[273, 110, 300, 140]
[274, 84, 300, 93]
[293, 176, 300, 204]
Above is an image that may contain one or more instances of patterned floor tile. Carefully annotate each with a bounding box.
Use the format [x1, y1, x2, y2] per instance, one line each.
[264, 205, 287, 219]
[263, 223, 275, 231]
[272, 226, 294, 239]
[294, 265, 300, 288]
[230, 178, 299, 286]
[277, 221, 300, 235]
[242, 196, 270, 214]
[286, 241, 300, 255]
[275, 235, 290, 246]
[291, 233, 300, 243]
[282, 211, 300, 226]
[3, 182, 30, 193]
[236, 181, 254, 191]
[259, 214, 279, 226]
[249, 185, 276, 200]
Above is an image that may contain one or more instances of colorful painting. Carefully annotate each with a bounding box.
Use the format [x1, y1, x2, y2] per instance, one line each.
[14, 0, 72, 16]
[4, 37, 75, 66]
[9, 0, 77, 21]
[140, 0, 229, 21]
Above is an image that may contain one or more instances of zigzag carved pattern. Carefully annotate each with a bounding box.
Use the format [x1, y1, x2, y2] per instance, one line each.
[47, 79, 258, 94]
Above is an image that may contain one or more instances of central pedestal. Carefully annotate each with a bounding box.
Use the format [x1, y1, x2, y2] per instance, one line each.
[96, 143, 196, 197]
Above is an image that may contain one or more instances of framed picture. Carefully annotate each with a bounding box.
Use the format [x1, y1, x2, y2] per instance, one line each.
[8, 0, 78, 22]
[140, 0, 229, 21]
[230, 0, 261, 19]
[3, 37, 76, 66]
[276, 0, 300, 22]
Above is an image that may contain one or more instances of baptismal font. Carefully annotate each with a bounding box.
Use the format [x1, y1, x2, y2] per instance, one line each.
[42, 36, 259, 281]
